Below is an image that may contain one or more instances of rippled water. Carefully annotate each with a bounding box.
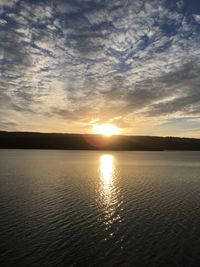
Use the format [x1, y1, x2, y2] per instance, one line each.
[0, 150, 200, 267]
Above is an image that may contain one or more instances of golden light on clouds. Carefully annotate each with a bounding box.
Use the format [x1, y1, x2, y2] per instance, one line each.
[93, 124, 121, 136]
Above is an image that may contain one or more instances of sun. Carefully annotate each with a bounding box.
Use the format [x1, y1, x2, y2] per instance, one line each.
[93, 124, 121, 136]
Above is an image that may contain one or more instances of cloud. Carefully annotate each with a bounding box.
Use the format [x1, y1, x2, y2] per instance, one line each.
[193, 14, 200, 23]
[143, 62, 200, 117]
[0, 0, 200, 136]
[0, 0, 18, 8]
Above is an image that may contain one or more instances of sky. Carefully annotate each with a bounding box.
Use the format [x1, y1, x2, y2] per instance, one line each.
[0, 0, 200, 137]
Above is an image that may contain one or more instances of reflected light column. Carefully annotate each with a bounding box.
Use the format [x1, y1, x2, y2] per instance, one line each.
[99, 154, 122, 233]
[100, 154, 114, 191]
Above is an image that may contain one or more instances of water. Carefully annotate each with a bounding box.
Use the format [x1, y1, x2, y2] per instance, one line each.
[0, 150, 200, 267]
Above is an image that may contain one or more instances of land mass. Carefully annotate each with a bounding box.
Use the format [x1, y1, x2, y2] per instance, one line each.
[0, 131, 200, 151]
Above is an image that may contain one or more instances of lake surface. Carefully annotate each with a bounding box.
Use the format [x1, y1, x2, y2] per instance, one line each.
[0, 150, 200, 267]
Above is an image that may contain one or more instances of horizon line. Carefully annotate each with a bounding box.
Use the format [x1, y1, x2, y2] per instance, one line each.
[0, 130, 199, 140]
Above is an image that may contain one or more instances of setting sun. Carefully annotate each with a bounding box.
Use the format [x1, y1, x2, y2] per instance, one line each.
[93, 124, 121, 136]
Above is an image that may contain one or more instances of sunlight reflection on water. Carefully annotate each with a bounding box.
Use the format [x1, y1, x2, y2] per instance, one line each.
[99, 155, 114, 196]
[99, 154, 122, 234]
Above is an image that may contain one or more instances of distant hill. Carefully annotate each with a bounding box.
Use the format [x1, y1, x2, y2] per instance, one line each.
[0, 131, 200, 151]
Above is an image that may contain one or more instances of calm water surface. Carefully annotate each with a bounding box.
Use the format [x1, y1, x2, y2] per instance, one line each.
[0, 150, 200, 267]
